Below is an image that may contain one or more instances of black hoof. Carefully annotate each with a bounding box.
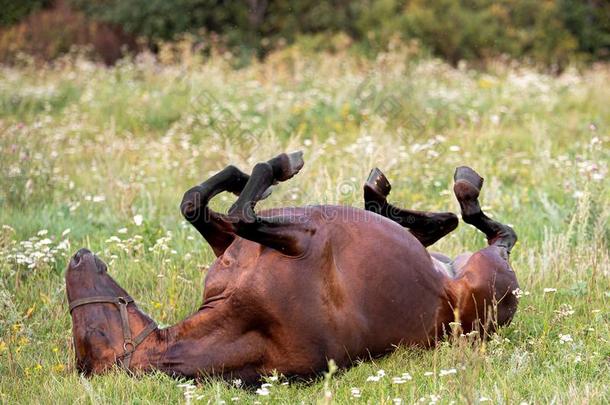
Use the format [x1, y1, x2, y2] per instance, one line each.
[269, 151, 305, 182]
[454, 166, 484, 203]
[453, 166, 484, 220]
[365, 168, 392, 198]
[454, 166, 483, 191]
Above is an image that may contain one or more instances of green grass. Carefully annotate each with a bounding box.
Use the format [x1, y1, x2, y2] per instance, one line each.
[0, 49, 609, 403]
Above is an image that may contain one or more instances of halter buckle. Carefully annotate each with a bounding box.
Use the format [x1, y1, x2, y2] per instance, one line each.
[123, 340, 135, 353]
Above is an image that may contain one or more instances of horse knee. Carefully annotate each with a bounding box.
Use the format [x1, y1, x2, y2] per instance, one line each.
[495, 226, 518, 252]
[181, 186, 205, 219]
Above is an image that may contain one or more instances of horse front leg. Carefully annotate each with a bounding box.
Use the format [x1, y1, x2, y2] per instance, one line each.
[181, 165, 271, 257]
[227, 152, 313, 257]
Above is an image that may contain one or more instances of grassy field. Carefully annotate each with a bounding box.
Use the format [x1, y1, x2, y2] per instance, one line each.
[0, 48, 609, 404]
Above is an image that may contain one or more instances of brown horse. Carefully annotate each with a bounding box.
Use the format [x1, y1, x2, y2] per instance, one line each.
[66, 152, 518, 381]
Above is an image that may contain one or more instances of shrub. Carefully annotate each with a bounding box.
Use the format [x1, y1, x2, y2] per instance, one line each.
[0, 0, 52, 27]
[2, 0, 608, 66]
[0, 0, 136, 64]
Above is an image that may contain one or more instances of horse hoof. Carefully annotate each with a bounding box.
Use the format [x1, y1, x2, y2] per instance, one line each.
[453, 166, 483, 201]
[365, 167, 391, 197]
[270, 151, 305, 182]
[454, 166, 483, 190]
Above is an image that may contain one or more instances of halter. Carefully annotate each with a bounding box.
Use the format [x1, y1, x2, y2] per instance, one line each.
[69, 295, 157, 370]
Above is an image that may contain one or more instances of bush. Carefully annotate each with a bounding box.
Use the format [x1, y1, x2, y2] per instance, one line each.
[0, 0, 52, 27]
[2, 0, 608, 66]
[399, 0, 582, 69]
[0, 1, 136, 64]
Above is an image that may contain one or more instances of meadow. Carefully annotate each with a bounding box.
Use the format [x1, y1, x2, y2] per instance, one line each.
[0, 47, 609, 403]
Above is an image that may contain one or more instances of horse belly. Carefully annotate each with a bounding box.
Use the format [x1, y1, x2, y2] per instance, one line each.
[331, 220, 447, 351]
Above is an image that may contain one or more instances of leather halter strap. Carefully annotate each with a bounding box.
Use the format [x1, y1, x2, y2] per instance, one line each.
[69, 296, 157, 370]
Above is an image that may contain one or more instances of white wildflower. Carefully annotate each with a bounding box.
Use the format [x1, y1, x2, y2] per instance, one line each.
[543, 288, 557, 293]
[554, 304, 575, 320]
[133, 214, 144, 226]
[439, 368, 457, 377]
[558, 334, 573, 344]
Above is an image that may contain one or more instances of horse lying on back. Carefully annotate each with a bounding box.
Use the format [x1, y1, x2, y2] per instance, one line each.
[66, 152, 518, 381]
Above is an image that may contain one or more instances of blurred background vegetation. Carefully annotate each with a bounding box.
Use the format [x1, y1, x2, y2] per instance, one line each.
[0, 0, 608, 70]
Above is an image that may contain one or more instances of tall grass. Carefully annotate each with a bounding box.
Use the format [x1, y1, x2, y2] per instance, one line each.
[0, 48, 608, 403]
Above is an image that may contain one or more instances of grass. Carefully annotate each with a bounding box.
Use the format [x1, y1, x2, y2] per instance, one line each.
[0, 48, 609, 404]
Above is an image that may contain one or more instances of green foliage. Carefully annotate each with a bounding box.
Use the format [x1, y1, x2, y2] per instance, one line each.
[0, 0, 51, 27]
[65, 0, 609, 67]
[69, 0, 243, 41]
[559, 0, 610, 59]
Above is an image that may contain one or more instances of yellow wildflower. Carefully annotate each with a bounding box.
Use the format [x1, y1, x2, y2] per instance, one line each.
[53, 364, 65, 373]
[478, 78, 495, 89]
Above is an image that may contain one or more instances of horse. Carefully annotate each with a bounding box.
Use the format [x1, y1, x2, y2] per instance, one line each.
[66, 152, 518, 381]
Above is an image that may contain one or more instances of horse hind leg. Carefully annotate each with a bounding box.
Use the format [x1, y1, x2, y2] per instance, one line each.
[448, 167, 519, 334]
[363, 168, 458, 247]
[453, 166, 517, 253]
